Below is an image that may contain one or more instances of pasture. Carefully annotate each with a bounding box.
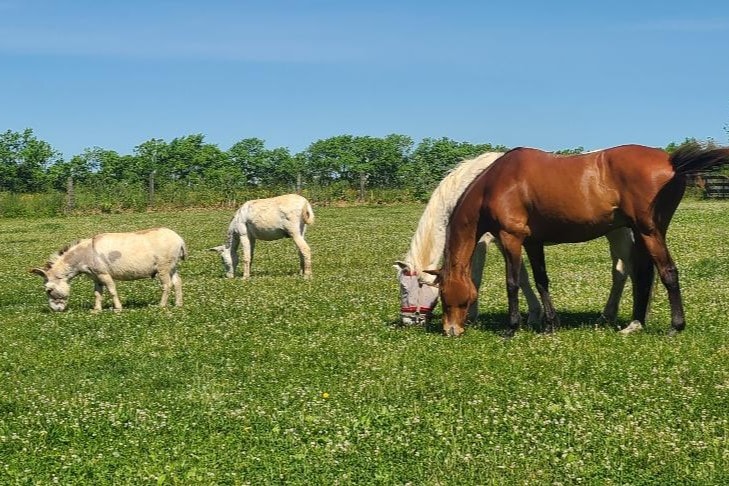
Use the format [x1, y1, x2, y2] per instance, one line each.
[1, 201, 728, 484]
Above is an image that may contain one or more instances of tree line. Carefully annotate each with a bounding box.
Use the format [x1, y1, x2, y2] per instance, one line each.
[0, 128, 725, 215]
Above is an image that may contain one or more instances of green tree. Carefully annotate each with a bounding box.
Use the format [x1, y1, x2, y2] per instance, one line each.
[0, 128, 60, 192]
[163, 134, 227, 184]
[401, 137, 507, 199]
[228, 138, 272, 186]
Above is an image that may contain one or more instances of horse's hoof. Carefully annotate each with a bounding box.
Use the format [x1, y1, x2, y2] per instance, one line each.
[527, 309, 544, 327]
[667, 327, 683, 337]
[618, 320, 643, 335]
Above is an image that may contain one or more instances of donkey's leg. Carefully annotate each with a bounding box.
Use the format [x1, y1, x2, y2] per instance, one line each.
[241, 235, 253, 279]
[171, 270, 183, 307]
[157, 271, 172, 308]
[638, 232, 685, 335]
[499, 232, 524, 337]
[524, 242, 560, 333]
[468, 238, 488, 322]
[97, 274, 122, 311]
[93, 281, 105, 312]
[292, 233, 312, 278]
[600, 228, 633, 324]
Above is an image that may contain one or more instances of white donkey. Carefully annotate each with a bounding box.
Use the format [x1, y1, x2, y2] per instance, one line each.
[395, 152, 635, 328]
[209, 194, 314, 279]
[31, 227, 187, 312]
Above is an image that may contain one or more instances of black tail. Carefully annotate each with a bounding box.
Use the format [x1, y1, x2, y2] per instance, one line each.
[670, 144, 729, 175]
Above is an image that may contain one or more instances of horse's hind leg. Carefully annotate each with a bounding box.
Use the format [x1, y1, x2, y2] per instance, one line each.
[524, 242, 560, 333]
[637, 232, 685, 335]
[629, 239, 653, 333]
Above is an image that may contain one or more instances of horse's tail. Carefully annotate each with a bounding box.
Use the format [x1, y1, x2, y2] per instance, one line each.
[670, 144, 729, 175]
[302, 201, 315, 225]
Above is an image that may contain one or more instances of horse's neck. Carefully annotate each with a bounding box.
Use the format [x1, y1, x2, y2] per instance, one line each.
[405, 152, 503, 272]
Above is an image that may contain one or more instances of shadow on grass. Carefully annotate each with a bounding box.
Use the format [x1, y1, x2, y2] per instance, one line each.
[416, 310, 622, 336]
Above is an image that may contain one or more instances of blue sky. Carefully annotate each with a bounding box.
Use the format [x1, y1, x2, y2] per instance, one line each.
[1, 0, 728, 159]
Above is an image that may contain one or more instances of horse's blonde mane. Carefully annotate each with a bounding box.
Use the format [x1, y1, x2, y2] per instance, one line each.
[404, 152, 504, 272]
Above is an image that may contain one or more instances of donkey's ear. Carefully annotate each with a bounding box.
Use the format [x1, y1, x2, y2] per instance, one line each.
[30, 267, 48, 279]
[207, 246, 225, 254]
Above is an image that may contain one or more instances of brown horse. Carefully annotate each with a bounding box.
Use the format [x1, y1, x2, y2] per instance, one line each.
[432, 144, 729, 337]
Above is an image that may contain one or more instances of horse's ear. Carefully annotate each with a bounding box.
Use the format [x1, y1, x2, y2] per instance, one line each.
[422, 269, 441, 285]
[207, 246, 225, 254]
[393, 261, 410, 272]
[30, 268, 47, 280]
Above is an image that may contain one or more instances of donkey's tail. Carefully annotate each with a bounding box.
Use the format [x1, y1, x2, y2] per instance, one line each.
[302, 201, 315, 225]
[670, 144, 729, 175]
[180, 241, 189, 261]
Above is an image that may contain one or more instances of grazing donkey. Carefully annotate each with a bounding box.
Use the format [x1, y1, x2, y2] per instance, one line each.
[209, 194, 314, 279]
[31, 227, 187, 312]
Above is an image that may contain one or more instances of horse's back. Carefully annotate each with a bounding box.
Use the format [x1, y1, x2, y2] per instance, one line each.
[481, 145, 673, 242]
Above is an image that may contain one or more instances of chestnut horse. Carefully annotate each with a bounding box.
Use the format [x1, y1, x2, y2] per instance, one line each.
[434, 144, 729, 337]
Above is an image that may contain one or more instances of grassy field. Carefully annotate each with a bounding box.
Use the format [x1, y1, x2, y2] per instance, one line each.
[1, 200, 728, 484]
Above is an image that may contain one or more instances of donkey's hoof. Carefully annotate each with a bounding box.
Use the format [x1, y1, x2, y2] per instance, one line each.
[667, 327, 683, 337]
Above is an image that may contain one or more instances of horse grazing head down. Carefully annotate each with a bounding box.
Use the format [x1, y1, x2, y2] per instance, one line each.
[394, 262, 439, 326]
[432, 268, 478, 337]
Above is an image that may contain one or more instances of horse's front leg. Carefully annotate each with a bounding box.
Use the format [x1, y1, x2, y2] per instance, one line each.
[499, 232, 524, 337]
[524, 242, 560, 333]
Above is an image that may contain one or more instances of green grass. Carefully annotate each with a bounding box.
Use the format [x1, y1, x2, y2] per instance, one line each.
[1, 201, 729, 484]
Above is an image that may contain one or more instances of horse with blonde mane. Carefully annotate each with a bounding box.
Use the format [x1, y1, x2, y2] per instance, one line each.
[395, 151, 636, 329]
